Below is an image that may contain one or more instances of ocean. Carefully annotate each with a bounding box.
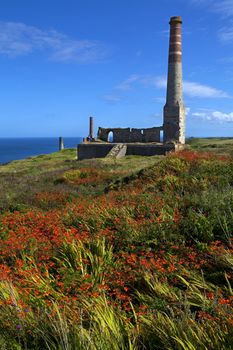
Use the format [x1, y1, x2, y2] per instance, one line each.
[0, 137, 82, 164]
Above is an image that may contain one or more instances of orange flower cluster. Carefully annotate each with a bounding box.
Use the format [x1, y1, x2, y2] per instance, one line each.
[170, 150, 229, 162]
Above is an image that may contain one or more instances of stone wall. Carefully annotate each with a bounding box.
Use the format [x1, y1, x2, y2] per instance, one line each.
[78, 143, 114, 160]
[77, 142, 179, 160]
[97, 127, 162, 143]
[163, 103, 185, 144]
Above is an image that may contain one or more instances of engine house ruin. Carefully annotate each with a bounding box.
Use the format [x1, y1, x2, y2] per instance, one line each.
[78, 16, 186, 160]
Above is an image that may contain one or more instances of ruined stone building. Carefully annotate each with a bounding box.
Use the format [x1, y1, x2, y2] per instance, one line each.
[78, 16, 186, 160]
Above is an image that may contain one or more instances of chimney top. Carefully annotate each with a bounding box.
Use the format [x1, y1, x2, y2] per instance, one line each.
[169, 16, 182, 25]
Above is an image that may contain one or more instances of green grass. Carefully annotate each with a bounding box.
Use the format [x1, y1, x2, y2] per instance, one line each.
[0, 140, 233, 349]
[0, 149, 77, 174]
[0, 149, 162, 212]
[187, 137, 233, 155]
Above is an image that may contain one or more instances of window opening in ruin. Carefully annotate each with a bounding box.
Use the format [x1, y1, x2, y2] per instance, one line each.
[108, 131, 113, 142]
[160, 130, 164, 143]
[141, 129, 144, 135]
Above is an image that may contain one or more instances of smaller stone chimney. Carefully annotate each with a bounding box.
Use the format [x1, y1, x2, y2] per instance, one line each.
[89, 116, 94, 140]
[59, 136, 64, 150]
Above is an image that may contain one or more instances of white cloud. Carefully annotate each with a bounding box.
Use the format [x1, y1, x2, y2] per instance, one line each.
[214, 0, 233, 17]
[102, 95, 121, 103]
[153, 77, 167, 88]
[152, 96, 165, 103]
[0, 21, 108, 63]
[192, 112, 209, 118]
[192, 110, 233, 122]
[190, 0, 211, 3]
[116, 75, 141, 91]
[212, 111, 233, 121]
[158, 29, 169, 37]
[183, 81, 230, 98]
[152, 76, 230, 98]
[189, 0, 233, 43]
[115, 74, 166, 91]
[218, 26, 233, 42]
[190, 0, 233, 16]
[111, 74, 231, 101]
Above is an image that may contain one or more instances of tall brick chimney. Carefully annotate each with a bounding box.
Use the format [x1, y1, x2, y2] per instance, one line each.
[163, 16, 185, 144]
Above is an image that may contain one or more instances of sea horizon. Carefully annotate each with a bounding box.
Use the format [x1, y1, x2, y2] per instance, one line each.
[0, 137, 83, 164]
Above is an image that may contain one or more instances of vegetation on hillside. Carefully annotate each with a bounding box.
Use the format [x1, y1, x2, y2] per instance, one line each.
[187, 137, 233, 156]
[0, 139, 233, 349]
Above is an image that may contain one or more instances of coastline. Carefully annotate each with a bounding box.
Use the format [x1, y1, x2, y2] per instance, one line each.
[0, 137, 82, 164]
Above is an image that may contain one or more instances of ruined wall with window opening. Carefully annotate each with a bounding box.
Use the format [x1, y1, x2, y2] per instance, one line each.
[97, 127, 163, 143]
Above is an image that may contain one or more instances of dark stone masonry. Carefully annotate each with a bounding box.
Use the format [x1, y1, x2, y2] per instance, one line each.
[97, 127, 162, 143]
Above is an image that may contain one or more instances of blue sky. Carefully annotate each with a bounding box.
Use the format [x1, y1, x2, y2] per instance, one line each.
[0, 0, 233, 137]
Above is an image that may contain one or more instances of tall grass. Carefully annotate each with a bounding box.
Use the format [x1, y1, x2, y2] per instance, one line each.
[0, 150, 233, 348]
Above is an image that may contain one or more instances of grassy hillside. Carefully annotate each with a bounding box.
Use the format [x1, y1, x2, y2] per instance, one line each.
[0, 140, 233, 349]
[187, 137, 233, 155]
